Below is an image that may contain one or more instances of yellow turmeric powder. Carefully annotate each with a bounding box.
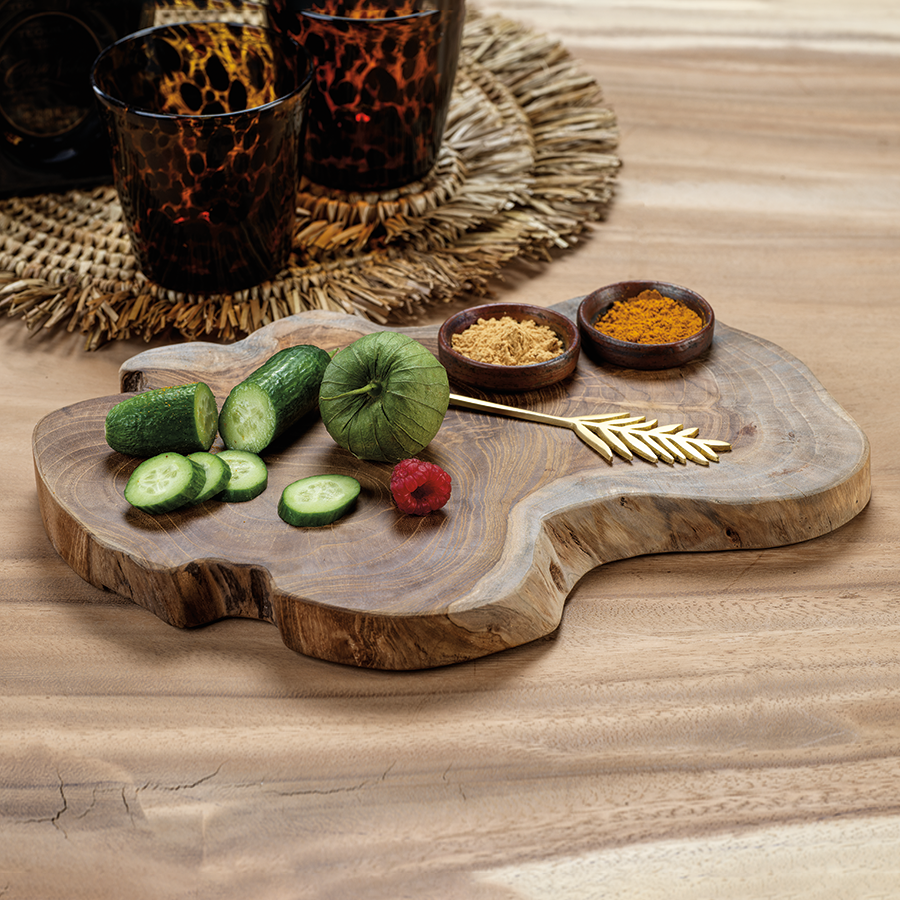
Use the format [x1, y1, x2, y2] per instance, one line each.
[452, 315, 563, 365]
[594, 289, 703, 343]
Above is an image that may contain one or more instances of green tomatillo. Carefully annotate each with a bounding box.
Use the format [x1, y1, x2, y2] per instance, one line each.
[318, 331, 450, 463]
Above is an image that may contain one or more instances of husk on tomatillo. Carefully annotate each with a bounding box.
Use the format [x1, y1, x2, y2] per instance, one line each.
[318, 332, 450, 463]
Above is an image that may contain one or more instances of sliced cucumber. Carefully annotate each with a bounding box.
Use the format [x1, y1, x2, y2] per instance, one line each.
[216, 450, 268, 502]
[124, 452, 205, 514]
[186, 452, 232, 504]
[105, 382, 218, 457]
[278, 474, 361, 527]
[219, 345, 331, 453]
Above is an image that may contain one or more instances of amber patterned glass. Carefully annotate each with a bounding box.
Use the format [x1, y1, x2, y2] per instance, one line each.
[268, 0, 465, 192]
[91, 22, 312, 294]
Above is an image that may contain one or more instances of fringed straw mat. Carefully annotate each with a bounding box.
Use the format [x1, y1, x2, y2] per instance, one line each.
[0, 12, 619, 349]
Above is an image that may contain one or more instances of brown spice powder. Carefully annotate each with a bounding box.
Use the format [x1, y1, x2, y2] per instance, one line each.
[452, 315, 563, 365]
[594, 289, 703, 344]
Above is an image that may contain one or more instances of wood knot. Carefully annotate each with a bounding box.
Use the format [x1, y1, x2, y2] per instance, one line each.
[549, 560, 566, 592]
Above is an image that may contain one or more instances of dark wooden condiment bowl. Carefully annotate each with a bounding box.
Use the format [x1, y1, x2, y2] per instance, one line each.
[577, 281, 715, 370]
[438, 303, 580, 392]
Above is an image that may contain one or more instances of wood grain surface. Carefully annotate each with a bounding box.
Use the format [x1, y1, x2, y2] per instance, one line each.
[3, 1, 900, 896]
[34, 301, 869, 669]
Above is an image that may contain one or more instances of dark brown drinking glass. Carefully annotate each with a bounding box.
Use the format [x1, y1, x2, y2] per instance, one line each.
[268, 0, 465, 193]
[91, 21, 312, 294]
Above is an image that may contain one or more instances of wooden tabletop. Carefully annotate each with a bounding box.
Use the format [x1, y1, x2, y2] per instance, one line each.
[2, 1, 899, 896]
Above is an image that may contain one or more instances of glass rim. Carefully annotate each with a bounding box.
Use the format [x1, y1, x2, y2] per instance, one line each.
[299, 7, 440, 25]
[90, 20, 313, 123]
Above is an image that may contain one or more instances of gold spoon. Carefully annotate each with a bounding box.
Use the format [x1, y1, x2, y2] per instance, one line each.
[449, 393, 731, 466]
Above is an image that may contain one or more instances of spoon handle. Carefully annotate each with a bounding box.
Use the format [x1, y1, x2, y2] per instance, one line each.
[448, 393, 572, 428]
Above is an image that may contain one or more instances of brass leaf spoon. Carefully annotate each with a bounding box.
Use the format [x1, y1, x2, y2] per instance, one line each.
[449, 394, 731, 466]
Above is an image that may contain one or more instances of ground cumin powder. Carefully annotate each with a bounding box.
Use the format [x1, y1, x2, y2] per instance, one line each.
[595, 289, 703, 343]
[452, 315, 563, 365]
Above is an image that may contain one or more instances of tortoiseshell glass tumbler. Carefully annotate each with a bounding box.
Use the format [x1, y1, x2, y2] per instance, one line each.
[91, 22, 312, 294]
[268, 1, 465, 192]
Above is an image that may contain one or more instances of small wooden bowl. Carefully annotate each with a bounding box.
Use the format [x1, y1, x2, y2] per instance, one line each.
[577, 281, 715, 370]
[438, 303, 580, 392]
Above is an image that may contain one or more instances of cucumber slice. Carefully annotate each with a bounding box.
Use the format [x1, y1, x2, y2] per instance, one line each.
[124, 452, 205, 514]
[216, 450, 268, 502]
[219, 345, 331, 453]
[186, 452, 232, 504]
[105, 382, 218, 457]
[278, 474, 361, 527]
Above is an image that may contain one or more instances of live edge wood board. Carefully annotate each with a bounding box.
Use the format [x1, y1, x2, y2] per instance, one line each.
[32, 298, 870, 670]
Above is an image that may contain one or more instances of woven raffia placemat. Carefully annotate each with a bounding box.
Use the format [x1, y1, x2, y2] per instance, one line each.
[0, 10, 619, 349]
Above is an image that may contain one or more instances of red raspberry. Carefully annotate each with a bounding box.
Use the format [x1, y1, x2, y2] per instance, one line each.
[390, 459, 452, 516]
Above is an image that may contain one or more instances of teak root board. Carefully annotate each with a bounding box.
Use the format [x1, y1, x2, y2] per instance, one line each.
[32, 299, 871, 670]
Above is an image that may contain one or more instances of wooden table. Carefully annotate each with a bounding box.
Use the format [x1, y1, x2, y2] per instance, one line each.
[2, 1, 899, 895]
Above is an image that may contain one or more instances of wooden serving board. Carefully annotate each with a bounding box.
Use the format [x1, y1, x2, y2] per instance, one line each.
[32, 299, 870, 670]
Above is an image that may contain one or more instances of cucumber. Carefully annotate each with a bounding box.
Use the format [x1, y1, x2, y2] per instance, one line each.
[124, 452, 205, 514]
[278, 474, 361, 527]
[105, 382, 218, 457]
[186, 452, 232, 504]
[216, 450, 268, 502]
[218, 345, 331, 453]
